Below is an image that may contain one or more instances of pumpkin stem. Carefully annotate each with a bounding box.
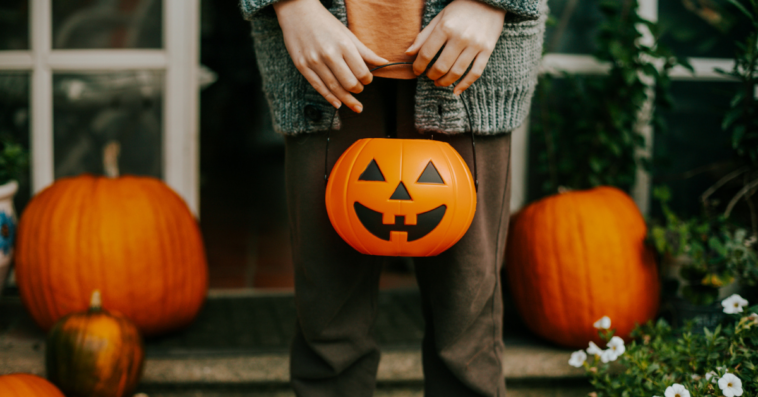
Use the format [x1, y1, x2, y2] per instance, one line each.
[103, 141, 120, 178]
[90, 290, 102, 311]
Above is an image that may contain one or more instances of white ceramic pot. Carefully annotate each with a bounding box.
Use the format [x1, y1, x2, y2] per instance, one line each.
[0, 180, 18, 297]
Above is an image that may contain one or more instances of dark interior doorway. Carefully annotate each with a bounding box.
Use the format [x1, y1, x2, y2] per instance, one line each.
[198, 1, 416, 290]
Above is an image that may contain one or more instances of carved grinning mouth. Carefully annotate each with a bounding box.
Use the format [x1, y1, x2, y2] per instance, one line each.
[353, 202, 446, 242]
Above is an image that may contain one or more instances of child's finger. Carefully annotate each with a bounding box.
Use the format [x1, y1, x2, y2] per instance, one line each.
[406, 15, 440, 56]
[349, 32, 389, 67]
[425, 38, 467, 81]
[344, 50, 374, 86]
[343, 39, 379, 85]
[412, 26, 448, 76]
[312, 63, 363, 113]
[435, 47, 479, 87]
[300, 68, 342, 109]
[453, 52, 490, 95]
[324, 54, 364, 94]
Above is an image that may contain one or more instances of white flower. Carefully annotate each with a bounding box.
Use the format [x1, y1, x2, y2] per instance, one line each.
[722, 294, 749, 314]
[705, 371, 718, 382]
[593, 316, 611, 329]
[718, 373, 743, 397]
[587, 341, 603, 356]
[664, 383, 691, 397]
[600, 348, 617, 363]
[568, 350, 587, 367]
[607, 336, 626, 358]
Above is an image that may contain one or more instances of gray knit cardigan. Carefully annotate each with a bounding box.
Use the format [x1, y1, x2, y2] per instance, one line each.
[240, 0, 547, 136]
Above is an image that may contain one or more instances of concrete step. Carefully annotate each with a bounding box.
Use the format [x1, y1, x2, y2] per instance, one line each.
[1, 290, 590, 396]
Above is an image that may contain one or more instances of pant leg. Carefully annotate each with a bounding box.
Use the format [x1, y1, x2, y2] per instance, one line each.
[286, 79, 397, 397]
[394, 79, 513, 397]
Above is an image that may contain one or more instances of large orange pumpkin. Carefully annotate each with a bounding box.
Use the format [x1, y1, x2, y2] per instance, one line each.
[505, 186, 659, 348]
[15, 174, 208, 336]
[46, 291, 144, 397]
[0, 374, 65, 396]
[326, 138, 476, 257]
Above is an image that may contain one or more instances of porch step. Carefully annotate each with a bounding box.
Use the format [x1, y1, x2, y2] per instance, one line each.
[0, 290, 589, 396]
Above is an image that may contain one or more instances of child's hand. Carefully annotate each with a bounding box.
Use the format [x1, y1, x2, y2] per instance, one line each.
[274, 0, 389, 113]
[406, 0, 506, 95]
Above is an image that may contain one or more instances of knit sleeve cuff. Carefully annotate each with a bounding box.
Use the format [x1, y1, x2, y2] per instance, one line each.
[476, 0, 541, 20]
[240, 0, 282, 20]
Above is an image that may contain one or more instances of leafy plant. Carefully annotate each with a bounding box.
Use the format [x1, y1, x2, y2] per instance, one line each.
[0, 136, 27, 186]
[650, 185, 758, 305]
[570, 299, 758, 397]
[531, 0, 689, 195]
[646, 0, 758, 307]
[708, 0, 758, 233]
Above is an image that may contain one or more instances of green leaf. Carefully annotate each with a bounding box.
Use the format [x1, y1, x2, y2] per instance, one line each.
[731, 90, 746, 108]
[678, 57, 695, 73]
[733, 125, 746, 148]
[725, 0, 756, 23]
[652, 227, 668, 254]
[722, 108, 743, 131]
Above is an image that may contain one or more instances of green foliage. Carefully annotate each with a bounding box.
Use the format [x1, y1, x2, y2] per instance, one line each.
[709, 0, 758, 231]
[650, 186, 758, 305]
[581, 308, 758, 396]
[0, 136, 27, 186]
[531, 0, 688, 195]
[717, 0, 758, 165]
[647, 0, 758, 302]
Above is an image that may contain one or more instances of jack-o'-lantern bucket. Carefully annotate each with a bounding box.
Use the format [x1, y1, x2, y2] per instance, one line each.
[325, 138, 476, 257]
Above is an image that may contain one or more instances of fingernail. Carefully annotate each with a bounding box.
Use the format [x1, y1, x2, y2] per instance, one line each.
[355, 104, 363, 113]
[331, 100, 342, 109]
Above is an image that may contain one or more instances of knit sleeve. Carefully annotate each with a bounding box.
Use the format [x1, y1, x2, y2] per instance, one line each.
[239, 0, 281, 20]
[476, 0, 540, 20]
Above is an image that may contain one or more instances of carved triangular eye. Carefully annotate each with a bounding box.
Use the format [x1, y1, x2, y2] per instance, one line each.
[417, 161, 444, 184]
[359, 159, 385, 181]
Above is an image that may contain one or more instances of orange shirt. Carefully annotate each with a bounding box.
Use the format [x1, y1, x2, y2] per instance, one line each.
[345, 0, 425, 79]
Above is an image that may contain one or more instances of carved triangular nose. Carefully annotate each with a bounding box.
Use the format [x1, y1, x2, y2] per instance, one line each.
[390, 182, 412, 201]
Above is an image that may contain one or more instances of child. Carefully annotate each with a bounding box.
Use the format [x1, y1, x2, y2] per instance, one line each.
[240, 0, 546, 395]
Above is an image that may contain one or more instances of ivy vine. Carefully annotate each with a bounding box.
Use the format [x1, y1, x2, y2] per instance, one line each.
[530, 0, 690, 195]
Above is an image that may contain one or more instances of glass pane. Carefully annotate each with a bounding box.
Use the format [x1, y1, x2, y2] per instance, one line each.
[543, 0, 602, 55]
[652, 81, 740, 218]
[0, 72, 31, 212]
[659, 1, 753, 59]
[53, 71, 163, 179]
[52, 0, 162, 49]
[0, 0, 29, 50]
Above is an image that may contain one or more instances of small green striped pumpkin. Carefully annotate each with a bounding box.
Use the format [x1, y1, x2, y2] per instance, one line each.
[46, 291, 144, 397]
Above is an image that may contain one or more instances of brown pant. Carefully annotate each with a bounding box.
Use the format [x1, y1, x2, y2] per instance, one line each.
[285, 78, 512, 397]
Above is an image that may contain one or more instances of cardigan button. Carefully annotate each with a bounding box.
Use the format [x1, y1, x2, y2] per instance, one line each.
[304, 105, 322, 122]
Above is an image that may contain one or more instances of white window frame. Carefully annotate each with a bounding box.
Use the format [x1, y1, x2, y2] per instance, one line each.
[0, 0, 201, 215]
[510, 0, 738, 215]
